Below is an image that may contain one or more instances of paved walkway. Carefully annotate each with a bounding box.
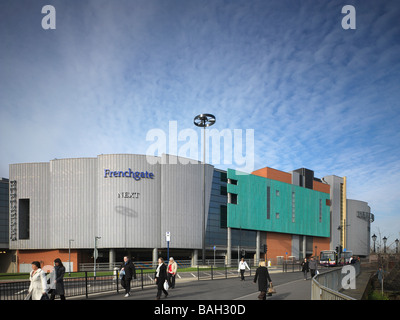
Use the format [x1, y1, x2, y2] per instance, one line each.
[83, 268, 314, 300]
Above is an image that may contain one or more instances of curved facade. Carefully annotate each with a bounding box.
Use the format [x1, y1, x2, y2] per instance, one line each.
[346, 199, 373, 257]
[9, 154, 214, 251]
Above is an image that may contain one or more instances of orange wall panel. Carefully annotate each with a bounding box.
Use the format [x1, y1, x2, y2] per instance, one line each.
[252, 167, 292, 184]
[312, 237, 331, 257]
[17, 249, 78, 272]
[266, 232, 292, 258]
[313, 180, 330, 194]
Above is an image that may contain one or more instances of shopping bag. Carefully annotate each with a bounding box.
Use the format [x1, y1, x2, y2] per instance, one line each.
[40, 293, 50, 300]
[163, 280, 169, 291]
[267, 283, 276, 294]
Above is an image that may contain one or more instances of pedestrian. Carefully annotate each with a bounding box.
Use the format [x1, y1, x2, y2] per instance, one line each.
[154, 257, 168, 300]
[27, 261, 49, 300]
[167, 257, 178, 289]
[238, 257, 250, 281]
[309, 256, 318, 278]
[49, 258, 66, 300]
[376, 266, 384, 286]
[120, 256, 136, 297]
[301, 258, 309, 280]
[253, 261, 272, 300]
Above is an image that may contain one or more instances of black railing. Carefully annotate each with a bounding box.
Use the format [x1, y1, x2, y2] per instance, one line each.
[0, 266, 239, 300]
[1, 263, 304, 300]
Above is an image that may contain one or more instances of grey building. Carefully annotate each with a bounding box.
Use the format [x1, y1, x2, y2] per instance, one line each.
[9, 154, 259, 270]
[0, 178, 9, 248]
[346, 199, 373, 257]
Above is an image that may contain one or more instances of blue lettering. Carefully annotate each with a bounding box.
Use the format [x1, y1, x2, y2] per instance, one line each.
[103, 169, 155, 180]
[134, 171, 140, 181]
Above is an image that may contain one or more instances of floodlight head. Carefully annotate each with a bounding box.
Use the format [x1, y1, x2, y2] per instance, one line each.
[194, 114, 216, 128]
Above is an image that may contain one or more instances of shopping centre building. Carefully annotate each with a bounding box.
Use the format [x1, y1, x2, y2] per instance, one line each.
[1, 153, 373, 272]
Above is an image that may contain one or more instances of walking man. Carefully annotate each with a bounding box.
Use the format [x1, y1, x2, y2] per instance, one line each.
[238, 257, 250, 281]
[309, 256, 318, 278]
[301, 258, 309, 280]
[120, 256, 136, 297]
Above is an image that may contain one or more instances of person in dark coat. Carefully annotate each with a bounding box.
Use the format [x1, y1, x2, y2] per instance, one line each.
[50, 258, 66, 300]
[120, 256, 136, 297]
[253, 261, 272, 300]
[154, 257, 168, 300]
[309, 257, 318, 278]
[301, 258, 309, 280]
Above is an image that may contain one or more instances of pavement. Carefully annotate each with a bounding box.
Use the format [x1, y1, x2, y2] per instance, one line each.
[80, 268, 314, 300]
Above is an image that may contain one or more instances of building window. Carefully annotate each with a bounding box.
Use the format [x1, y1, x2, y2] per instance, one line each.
[267, 186, 271, 219]
[220, 172, 227, 182]
[220, 186, 227, 196]
[276, 190, 280, 196]
[276, 212, 280, 219]
[220, 205, 227, 228]
[319, 199, 322, 223]
[19, 199, 30, 240]
[291, 192, 295, 223]
[228, 193, 238, 205]
[228, 178, 237, 185]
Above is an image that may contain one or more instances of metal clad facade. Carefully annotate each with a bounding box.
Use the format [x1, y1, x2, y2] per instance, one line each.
[227, 169, 330, 237]
[9, 154, 214, 250]
[97, 154, 161, 249]
[161, 154, 214, 249]
[49, 158, 97, 249]
[9, 163, 50, 250]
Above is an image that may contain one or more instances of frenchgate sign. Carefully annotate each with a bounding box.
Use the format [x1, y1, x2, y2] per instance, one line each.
[104, 169, 154, 181]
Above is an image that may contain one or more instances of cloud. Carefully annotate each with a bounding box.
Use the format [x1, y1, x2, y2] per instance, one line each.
[0, 0, 399, 236]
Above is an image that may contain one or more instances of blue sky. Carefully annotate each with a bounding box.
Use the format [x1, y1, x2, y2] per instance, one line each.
[0, 1, 399, 243]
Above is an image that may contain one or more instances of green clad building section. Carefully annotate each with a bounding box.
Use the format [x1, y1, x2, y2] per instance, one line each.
[227, 169, 330, 238]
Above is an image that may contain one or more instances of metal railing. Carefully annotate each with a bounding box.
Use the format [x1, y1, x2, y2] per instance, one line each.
[311, 262, 361, 300]
[0, 265, 243, 300]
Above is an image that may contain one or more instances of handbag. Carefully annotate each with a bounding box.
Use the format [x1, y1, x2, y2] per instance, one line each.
[40, 293, 50, 300]
[163, 280, 169, 291]
[267, 283, 276, 294]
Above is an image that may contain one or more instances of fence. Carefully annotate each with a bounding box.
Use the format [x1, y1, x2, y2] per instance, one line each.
[0, 265, 244, 300]
[79, 258, 302, 272]
[311, 262, 361, 300]
[1, 258, 303, 300]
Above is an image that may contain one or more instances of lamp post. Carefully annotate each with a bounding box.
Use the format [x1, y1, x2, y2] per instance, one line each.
[94, 236, 101, 279]
[395, 239, 399, 254]
[68, 239, 74, 276]
[194, 114, 216, 265]
[383, 236, 387, 254]
[372, 234, 377, 253]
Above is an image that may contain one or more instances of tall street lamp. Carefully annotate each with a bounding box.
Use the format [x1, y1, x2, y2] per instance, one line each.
[68, 239, 74, 276]
[383, 236, 387, 254]
[94, 236, 101, 278]
[194, 114, 216, 265]
[372, 234, 377, 253]
[395, 239, 399, 254]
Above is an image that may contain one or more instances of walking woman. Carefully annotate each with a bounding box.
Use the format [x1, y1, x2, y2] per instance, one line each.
[238, 257, 250, 281]
[27, 261, 49, 300]
[301, 258, 309, 280]
[50, 258, 66, 300]
[154, 257, 168, 300]
[253, 261, 272, 300]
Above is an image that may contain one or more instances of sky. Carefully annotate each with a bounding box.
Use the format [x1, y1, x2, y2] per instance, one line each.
[0, 0, 399, 245]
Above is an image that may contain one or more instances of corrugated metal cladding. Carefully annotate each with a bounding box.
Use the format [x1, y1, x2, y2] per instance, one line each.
[9, 154, 214, 250]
